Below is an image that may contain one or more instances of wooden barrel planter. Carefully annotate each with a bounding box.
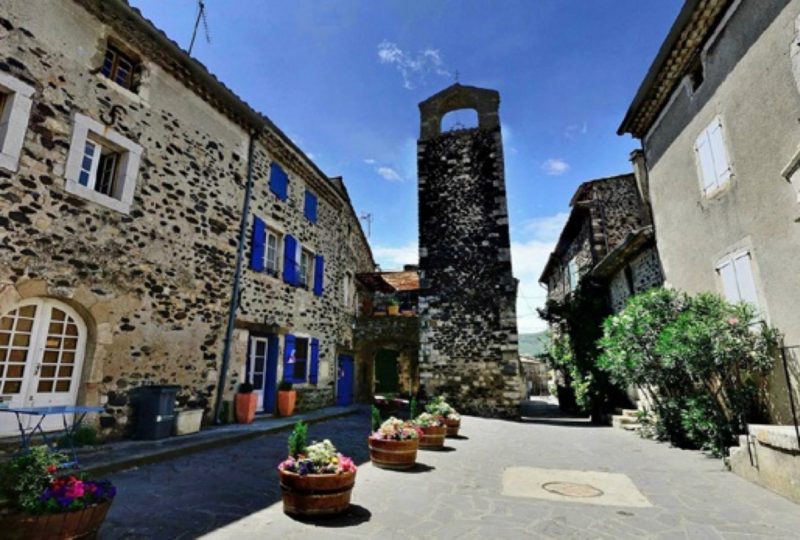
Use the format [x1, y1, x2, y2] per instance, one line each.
[445, 418, 461, 437]
[418, 425, 447, 449]
[0, 500, 113, 540]
[368, 437, 418, 469]
[279, 469, 356, 516]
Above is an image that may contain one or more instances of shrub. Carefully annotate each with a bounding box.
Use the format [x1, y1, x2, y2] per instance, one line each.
[287, 421, 308, 457]
[278, 380, 293, 392]
[599, 288, 777, 456]
[238, 382, 254, 394]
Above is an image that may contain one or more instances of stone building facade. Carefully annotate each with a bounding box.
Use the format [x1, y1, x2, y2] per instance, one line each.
[618, 0, 800, 501]
[416, 84, 524, 418]
[618, 0, 800, 424]
[0, 0, 373, 437]
[540, 173, 663, 313]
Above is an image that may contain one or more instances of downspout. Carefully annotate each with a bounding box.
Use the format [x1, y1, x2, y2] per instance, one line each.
[214, 130, 259, 424]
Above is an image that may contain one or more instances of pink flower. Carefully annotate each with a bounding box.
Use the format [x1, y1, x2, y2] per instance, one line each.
[728, 317, 740, 325]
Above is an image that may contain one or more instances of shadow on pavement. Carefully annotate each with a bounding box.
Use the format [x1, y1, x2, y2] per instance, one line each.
[519, 397, 597, 428]
[289, 504, 372, 528]
[420, 445, 456, 452]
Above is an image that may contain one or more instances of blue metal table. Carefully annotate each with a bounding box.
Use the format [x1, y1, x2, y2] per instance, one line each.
[0, 405, 104, 467]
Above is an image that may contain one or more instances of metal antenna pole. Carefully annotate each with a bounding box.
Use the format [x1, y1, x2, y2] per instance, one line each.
[359, 213, 373, 238]
[188, 1, 209, 55]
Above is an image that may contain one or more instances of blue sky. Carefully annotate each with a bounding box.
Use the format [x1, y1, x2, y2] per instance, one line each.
[130, 0, 683, 332]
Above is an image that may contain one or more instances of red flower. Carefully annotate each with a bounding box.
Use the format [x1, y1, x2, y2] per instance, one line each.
[46, 465, 57, 474]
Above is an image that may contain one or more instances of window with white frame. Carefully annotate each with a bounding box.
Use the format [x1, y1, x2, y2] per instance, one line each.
[716, 251, 760, 313]
[0, 72, 35, 172]
[695, 117, 732, 195]
[64, 114, 142, 214]
[100, 42, 140, 92]
[566, 257, 579, 291]
[343, 271, 354, 310]
[265, 228, 282, 277]
[298, 249, 313, 289]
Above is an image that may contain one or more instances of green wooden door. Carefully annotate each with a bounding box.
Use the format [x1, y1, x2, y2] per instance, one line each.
[374, 349, 399, 394]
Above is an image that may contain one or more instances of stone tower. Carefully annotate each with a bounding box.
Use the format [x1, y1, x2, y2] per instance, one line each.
[417, 84, 523, 418]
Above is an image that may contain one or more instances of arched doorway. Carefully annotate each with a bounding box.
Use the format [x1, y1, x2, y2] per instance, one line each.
[0, 298, 88, 435]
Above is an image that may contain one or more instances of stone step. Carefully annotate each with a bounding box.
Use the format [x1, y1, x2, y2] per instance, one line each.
[611, 414, 640, 429]
[621, 409, 640, 418]
[621, 423, 641, 431]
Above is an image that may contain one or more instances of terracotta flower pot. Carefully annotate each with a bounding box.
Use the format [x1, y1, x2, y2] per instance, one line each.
[279, 469, 356, 516]
[445, 417, 461, 437]
[386, 305, 400, 316]
[0, 500, 113, 540]
[368, 436, 418, 469]
[235, 392, 258, 424]
[277, 390, 297, 417]
[419, 425, 447, 449]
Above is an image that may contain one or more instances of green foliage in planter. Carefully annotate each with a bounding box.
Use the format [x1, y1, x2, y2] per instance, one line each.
[0, 446, 64, 513]
[288, 421, 308, 457]
[371, 405, 382, 431]
[238, 382, 254, 394]
[278, 380, 293, 392]
[599, 288, 778, 456]
[57, 426, 98, 448]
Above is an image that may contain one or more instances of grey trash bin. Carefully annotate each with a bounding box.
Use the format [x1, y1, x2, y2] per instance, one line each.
[133, 385, 180, 440]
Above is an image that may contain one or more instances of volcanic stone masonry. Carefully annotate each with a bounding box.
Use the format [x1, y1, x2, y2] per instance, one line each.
[416, 84, 524, 418]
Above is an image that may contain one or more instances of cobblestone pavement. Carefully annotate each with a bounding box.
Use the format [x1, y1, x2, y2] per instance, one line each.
[100, 400, 800, 539]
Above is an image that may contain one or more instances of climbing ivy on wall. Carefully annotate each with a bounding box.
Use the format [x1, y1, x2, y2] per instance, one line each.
[539, 279, 630, 422]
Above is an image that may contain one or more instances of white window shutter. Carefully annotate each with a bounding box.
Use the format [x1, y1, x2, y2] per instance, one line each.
[695, 130, 717, 192]
[708, 120, 731, 186]
[717, 260, 739, 303]
[732, 252, 759, 310]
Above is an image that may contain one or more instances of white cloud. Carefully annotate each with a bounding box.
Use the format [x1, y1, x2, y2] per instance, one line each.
[377, 40, 451, 90]
[363, 158, 376, 164]
[377, 166, 403, 182]
[541, 158, 570, 176]
[511, 211, 569, 333]
[372, 241, 418, 270]
[565, 122, 588, 140]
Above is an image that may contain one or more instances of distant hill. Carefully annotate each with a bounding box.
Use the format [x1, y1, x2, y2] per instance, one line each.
[519, 331, 549, 357]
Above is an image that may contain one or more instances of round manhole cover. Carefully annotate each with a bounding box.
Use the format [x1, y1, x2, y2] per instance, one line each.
[542, 481, 604, 498]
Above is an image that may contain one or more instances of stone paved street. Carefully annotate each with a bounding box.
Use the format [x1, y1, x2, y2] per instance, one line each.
[100, 401, 800, 539]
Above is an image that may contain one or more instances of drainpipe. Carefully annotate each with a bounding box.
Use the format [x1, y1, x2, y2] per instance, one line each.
[214, 130, 258, 424]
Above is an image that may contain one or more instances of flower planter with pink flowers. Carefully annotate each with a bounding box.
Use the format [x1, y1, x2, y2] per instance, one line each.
[277, 421, 357, 517]
[368, 416, 422, 470]
[0, 446, 117, 540]
[414, 412, 447, 449]
[426, 396, 462, 438]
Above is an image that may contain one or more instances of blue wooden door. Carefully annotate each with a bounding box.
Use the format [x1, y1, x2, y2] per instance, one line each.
[264, 336, 279, 414]
[336, 355, 354, 406]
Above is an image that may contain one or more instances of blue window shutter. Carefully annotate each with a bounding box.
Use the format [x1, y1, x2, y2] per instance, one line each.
[313, 255, 324, 296]
[309, 338, 320, 385]
[283, 235, 297, 285]
[304, 191, 318, 223]
[283, 334, 296, 382]
[270, 162, 288, 201]
[250, 216, 266, 272]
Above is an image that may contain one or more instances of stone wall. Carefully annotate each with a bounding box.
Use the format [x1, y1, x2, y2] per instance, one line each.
[417, 84, 523, 418]
[0, 0, 372, 437]
[608, 247, 664, 313]
[353, 315, 419, 402]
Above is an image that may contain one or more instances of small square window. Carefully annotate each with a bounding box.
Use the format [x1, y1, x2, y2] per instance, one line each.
[65, 114, 142, 214]
[77, 138, 121, 198]
[100, 43, 140, 91]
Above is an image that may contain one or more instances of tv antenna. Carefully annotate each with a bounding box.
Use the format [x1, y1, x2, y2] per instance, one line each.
[188, 1, 211, 55]
[359, 213, 373, 238]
